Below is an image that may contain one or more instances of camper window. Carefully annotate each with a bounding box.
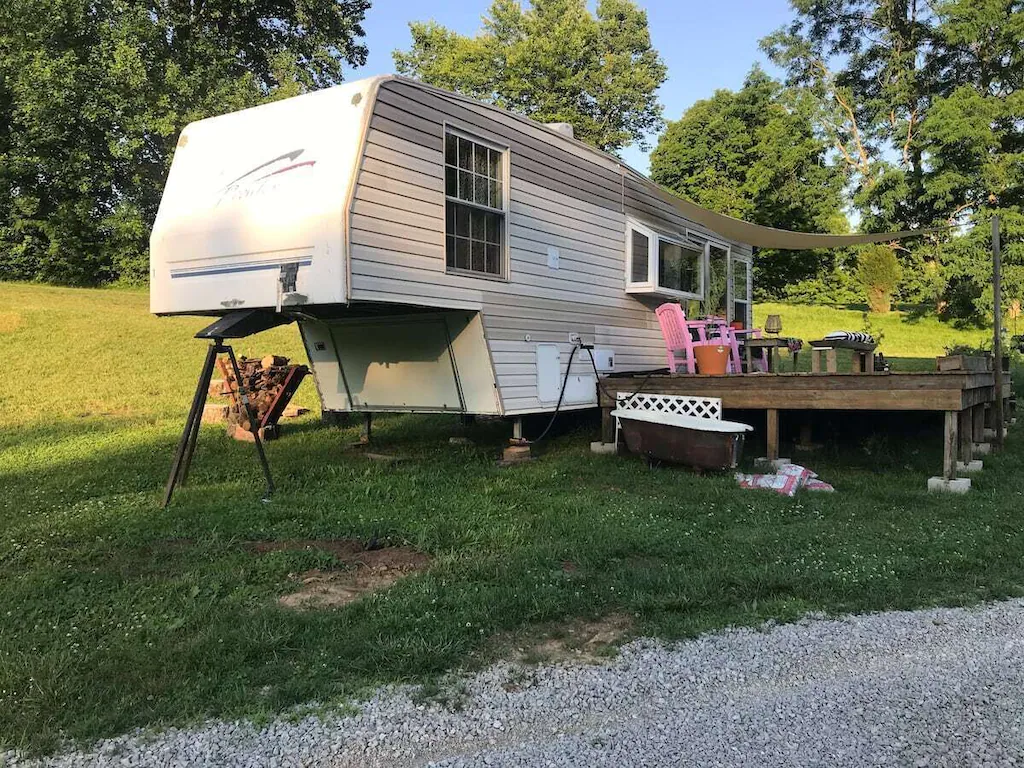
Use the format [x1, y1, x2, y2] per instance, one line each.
[445, 130, 507, 277]
[625, 221, 703, 301]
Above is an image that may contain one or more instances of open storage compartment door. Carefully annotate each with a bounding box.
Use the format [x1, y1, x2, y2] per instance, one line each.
[301, 312, 501, 414]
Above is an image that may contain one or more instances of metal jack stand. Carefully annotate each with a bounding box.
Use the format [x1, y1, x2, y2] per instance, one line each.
[162, 337, 274, 508]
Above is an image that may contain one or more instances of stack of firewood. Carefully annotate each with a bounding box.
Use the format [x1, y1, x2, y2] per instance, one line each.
[204, 354, 308, 441]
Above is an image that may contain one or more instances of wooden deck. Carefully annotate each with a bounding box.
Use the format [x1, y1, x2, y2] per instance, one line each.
[599, 370, 1012, 480]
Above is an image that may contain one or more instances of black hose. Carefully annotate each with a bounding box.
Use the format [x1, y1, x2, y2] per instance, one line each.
[530, 344, 662, 446]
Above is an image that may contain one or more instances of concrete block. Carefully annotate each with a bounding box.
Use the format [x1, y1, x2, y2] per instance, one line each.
[984, 428, 997, 441]
[793, 442, 823, 452]
[927, 477, 971, 494]
[590, 441, 618, 455]
[754, 457, 792, 470]
[973, 442, 992, 455]
[956, 460, 983, 474]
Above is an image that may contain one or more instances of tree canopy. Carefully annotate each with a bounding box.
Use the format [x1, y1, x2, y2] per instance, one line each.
[650, 68, 848, 299]
[0, 0, 369, 285]
[393, 0, 667, 154]
[762, 0, 1023, 318]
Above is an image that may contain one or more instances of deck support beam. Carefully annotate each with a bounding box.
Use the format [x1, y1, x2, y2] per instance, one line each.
[601, 406, 615, 445]
[958, 409, 974, 464]
[943, 411, 959, 481]
[972, 403, 986, 443]
[766, 409, 779, 461]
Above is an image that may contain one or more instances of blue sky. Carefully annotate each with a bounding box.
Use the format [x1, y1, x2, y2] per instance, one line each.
[351, 0, 796, 174]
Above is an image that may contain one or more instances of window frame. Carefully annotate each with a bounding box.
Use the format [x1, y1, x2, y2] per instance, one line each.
[730, 254, 753, 327]
[624, 218, 704, 301]
[703, 239, 731, 319]
[442, 125, 510, 281]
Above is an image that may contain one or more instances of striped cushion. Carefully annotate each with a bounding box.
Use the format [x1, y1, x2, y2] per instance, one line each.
[824, 331, 875, 344]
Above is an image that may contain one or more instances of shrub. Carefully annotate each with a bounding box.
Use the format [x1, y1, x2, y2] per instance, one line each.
[856, 245, 902, 313]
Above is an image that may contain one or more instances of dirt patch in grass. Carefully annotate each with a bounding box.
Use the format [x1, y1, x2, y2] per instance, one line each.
[246, 538, 374, 560]
[494, 613, 634, 666]
[263, 540, 431, 610]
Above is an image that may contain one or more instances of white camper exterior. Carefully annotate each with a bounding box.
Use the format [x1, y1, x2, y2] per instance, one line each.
[151, 75, 755, 417]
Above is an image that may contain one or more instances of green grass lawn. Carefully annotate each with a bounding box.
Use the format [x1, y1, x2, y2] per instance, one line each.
[2, 282, 1023, 754]
[755, 302, 991, 358]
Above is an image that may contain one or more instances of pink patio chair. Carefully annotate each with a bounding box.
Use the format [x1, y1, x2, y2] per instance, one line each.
[726, 325, 769, 373]
[655, 303, 729, 374]
[703, 316, 743, 373]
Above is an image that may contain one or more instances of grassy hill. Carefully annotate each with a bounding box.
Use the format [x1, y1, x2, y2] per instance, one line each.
[1, 281, 1021, 754]
[0, 283, 995, 429]
[755, 302, 991, 359]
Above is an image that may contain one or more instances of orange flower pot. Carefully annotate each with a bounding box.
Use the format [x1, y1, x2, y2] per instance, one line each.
[694, 344, 730, 375]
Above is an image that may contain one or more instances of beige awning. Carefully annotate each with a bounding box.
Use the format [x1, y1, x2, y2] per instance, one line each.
[669, 193, 937, 250]
[622, 166, 942, 250]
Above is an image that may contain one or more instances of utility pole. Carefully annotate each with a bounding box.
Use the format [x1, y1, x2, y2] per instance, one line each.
[993, 215, 1004, 449]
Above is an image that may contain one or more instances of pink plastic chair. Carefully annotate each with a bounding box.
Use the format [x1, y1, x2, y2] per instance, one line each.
[702, 316, 741, 373]
[730, 327, 769, 373]
[656, 303, 727, 374]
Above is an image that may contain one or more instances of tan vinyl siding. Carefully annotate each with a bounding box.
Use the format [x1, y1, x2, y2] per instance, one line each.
[346, 78, 749, 413]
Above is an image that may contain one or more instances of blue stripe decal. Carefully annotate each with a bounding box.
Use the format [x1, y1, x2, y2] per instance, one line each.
[170, 260, 312, 279]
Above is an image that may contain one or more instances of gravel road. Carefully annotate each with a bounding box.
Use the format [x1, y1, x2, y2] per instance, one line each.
[8, 599, 1024, 767]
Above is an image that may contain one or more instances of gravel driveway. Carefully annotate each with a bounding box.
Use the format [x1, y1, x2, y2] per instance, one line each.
[8, 599, 1024, 767]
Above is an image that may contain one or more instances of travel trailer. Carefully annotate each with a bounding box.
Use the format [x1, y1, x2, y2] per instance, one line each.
[150, 75, 756, 418]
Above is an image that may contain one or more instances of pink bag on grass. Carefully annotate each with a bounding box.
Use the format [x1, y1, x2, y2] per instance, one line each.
[735, 473, 802, 497]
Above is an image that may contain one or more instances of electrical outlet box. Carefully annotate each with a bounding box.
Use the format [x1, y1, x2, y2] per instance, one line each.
[569, 332, 582, 344]
[591, 348, 616, 372]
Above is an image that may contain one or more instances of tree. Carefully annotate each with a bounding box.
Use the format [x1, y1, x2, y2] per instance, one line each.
[761, 0, 937, 233]
[393, 0, 667, 154]
[0, 0, 369, 286]
[856, 244, 902, 312]
[649, 67, 847, 300]
[763, 0, 1023, 314]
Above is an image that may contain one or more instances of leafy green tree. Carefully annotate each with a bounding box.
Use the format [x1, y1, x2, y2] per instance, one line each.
[761, 0, 936, 232]
[763, 0, 1023, 315]
[393, 0, 667, 153]
[856, 244, 902, 313]
[0, 0, 369, 285]
[649, 67, 847, 300]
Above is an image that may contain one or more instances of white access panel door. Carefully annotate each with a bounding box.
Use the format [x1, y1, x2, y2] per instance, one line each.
[536, 344, 597, 405]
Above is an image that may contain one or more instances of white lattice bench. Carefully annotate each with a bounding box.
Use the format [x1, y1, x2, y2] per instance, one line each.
[614, 392, 723, 448]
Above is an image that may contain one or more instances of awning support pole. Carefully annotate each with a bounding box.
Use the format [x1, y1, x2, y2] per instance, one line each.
[993, 215, 1004, 450]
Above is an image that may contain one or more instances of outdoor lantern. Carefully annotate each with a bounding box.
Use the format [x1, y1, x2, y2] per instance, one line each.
[764, 314, 782, 336]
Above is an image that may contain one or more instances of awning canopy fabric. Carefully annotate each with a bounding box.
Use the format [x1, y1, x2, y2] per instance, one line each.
[668, 193, 937, 250]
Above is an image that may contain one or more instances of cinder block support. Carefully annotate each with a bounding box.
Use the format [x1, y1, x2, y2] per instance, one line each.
[928, 477, 972, 493]
[755, 456, 792, 470]
[590, 441, 618, 455]
[956, 460, 984, 474]
[974, 442, 992, 456]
